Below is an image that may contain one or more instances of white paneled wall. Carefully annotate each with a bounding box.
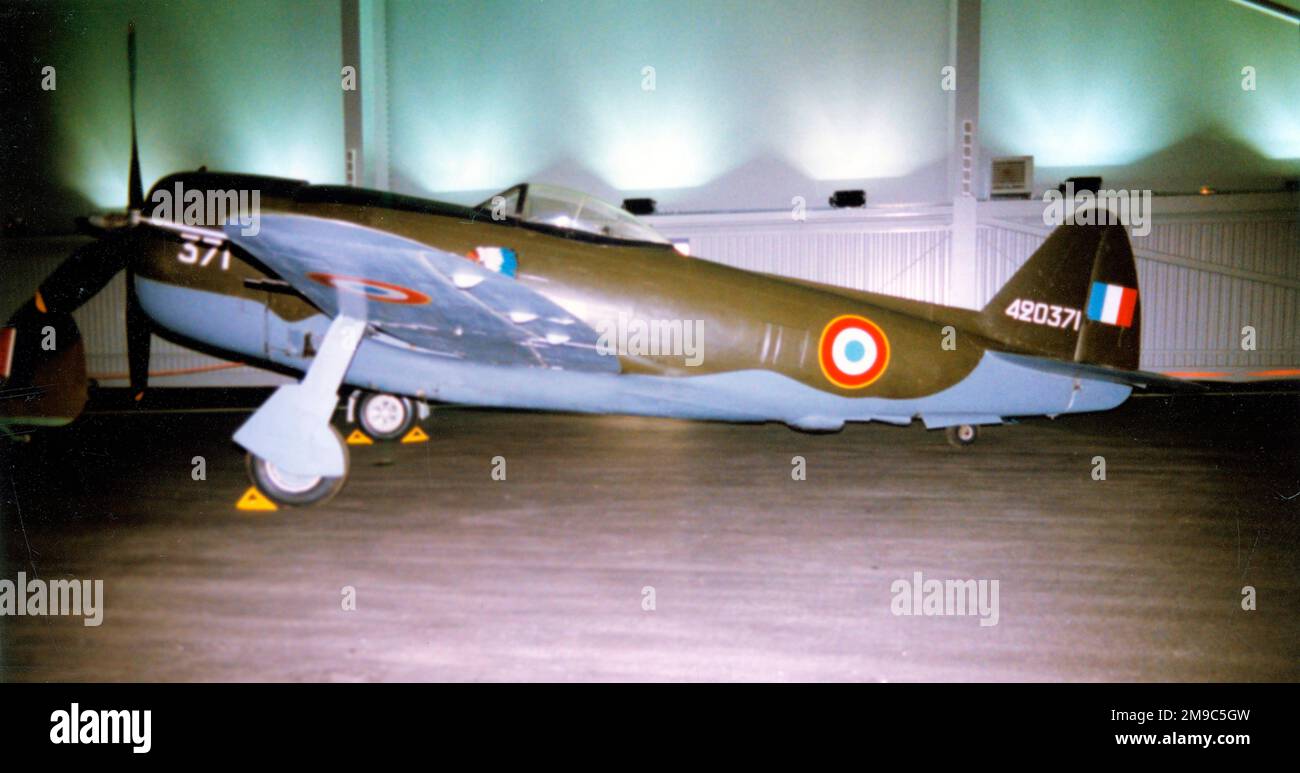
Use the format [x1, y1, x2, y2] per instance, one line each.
[690, 229, 952, 306]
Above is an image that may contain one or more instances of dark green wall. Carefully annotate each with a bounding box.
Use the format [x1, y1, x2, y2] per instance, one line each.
[2, 0, 343, 233]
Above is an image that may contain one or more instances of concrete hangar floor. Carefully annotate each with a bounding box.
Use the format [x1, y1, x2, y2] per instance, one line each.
[2, 388, 1297, 682]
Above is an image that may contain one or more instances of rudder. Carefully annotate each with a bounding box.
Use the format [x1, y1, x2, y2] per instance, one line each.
[979, 219, 1140, 370]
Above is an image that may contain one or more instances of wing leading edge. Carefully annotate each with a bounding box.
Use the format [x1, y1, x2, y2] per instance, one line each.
[223, 214, 617, 373]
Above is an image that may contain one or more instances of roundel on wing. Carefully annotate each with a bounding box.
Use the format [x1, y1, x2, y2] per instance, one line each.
[818, 314, 890, 389]
[306, 272, 431, 305]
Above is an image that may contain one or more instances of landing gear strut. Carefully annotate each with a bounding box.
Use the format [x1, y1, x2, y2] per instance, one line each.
[234, 315, 366, 508]
[945, 423, 978, 448]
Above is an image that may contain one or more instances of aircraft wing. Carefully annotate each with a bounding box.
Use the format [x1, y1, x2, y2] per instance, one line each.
[223, 214, 616, 372]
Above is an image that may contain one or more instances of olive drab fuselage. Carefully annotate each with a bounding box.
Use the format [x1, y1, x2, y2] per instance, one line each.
[134, 172, 994, 401]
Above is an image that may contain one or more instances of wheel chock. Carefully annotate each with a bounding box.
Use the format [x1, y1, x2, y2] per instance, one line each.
[401, 426, 429, 444]
[236, 486, 279, 512]
[346, 428, 374, 446]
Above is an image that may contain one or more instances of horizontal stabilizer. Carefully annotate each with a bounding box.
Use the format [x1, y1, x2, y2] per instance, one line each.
[988, 351, 1207, 392]
[1152, 366, 1300, 384]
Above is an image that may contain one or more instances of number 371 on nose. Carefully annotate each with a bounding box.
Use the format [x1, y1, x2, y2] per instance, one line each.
[177, 241, 231, 271]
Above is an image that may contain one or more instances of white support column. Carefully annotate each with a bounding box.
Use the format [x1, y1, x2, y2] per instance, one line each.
[341, 0, 389, 190]
[948, 0, 981, 309]
[341, 0, 362, 186]
[359, 0, 390, 191]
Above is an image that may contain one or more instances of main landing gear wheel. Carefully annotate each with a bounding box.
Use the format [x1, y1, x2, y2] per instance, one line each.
[945, 424, 978, 448]
[357, 392, 415, 441]
[246, 427, 350, 507]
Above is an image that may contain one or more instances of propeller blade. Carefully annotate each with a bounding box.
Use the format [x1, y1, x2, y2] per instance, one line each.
[127, 21, 143, 211]
[31, 237, 129, 315]
[125, 268, 151, 400]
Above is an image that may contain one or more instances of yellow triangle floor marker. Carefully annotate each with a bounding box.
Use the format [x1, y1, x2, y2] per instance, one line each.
[346, 428, 374, 445]
[236, 487, 278, 512]
[401, 426, 429, 444]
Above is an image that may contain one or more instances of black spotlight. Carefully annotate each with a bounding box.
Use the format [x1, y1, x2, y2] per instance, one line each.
[1058, 176, 1103, 195]
[829, 189, 866, 208]
[622, 198, 656, 216]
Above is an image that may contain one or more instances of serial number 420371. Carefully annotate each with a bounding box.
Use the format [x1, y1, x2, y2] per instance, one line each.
[1004, 298, 1081, 330]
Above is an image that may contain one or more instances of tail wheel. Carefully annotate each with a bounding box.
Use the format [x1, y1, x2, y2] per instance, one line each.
[246, 427, 350, 507]
[945, 424, 978, 448]
[357, 392, 414, 441]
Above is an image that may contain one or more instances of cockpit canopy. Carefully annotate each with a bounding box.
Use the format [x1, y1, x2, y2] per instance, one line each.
[477, 183, 669, 245]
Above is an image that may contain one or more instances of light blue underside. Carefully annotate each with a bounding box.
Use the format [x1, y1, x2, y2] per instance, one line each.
[138, 278, 1131, 471]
